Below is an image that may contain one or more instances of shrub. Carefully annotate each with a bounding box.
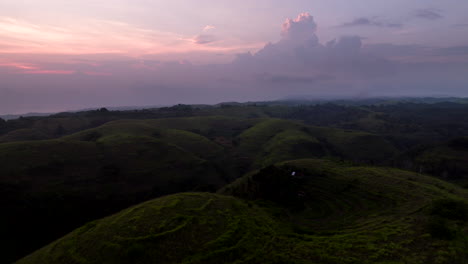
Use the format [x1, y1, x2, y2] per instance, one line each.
[430, 198, 468, 221]
[427, 217, 456, 240]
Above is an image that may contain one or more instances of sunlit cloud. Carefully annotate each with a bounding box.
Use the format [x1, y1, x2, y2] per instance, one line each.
[23, 70, 75, 75]
[81, 71, 113, 76]
[203, 25, 216, 32]
[0, 17, 257, 57]
[0, 61, 38, 70]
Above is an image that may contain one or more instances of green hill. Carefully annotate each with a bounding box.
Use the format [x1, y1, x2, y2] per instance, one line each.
[237, 119, 398, 168]
[0, 119, 234, 263]
[220, 159, 468, 263]
[0, 117, 408, 263]
[398, 137, 468, 187]
[16, 193, 279, 264]
[17, 160, 468, 264]
[2, 108, 468, 263]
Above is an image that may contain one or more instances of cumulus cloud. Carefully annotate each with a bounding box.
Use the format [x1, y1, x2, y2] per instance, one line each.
[339, 17, 403, 28]
[280, 13, 319, 45]
[234, 14, 394, 81]
[326, 36, 362, 55]
[414, 8, 443, 20]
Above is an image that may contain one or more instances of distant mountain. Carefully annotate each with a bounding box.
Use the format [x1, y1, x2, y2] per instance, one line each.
[0, 112, 53, 120]
[277, 96, 468, 106]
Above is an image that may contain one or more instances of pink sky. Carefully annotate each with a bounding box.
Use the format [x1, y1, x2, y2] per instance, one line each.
[1, 1, 468, 114]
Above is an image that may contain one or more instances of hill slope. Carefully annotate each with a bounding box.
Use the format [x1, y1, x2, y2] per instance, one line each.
[17, 160, 468, 264]
[398, 137, 468, 187]
[16, 193, 279, 264]
[220, 159, 468, 263]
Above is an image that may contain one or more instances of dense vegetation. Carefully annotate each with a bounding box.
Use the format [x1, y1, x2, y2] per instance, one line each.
[1, 97, 468, 263]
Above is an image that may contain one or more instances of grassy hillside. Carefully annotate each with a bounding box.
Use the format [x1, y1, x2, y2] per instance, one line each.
[17, 160, 468, 264]
[398, 137, 468, 187]
[220, 159, 468, 263]
[0, 118, 237, 263]
[3, 103, 468, 262]
[16, 193, 279, 264]
[237, 119, 398, 168]
[0, 117, 94, 143]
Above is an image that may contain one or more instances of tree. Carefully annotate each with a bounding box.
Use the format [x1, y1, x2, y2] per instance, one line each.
[0, 117, 6, 130]
[54, 125, 65, 137]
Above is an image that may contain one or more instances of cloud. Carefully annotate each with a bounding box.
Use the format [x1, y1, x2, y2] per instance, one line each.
[326, 36, 362, 55]
[235, 16, 394, 81]
[433, 46, 468, 56]
[256, 73, 335, 84]
[0, 17, 187, 54]
[452, 23, 468, 29]
[1, 12, 468, 114]
[188, 25, 219, 45]
[339, 17, 403, 28]
[414, 8, 443, 20]
[23, 70, 75, 75]
[362, 43, 428, 57]
[0, 17, 254, 58]
[281, 12, 319, 45]
[192, 34, 216, 44]
[203, 25, 216, 32]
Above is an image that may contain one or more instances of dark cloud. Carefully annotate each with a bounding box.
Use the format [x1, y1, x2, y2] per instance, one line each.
[414, 9, 443, 20]
[326, 36, 362, 55]
[339, 17, 403, 28]
[362, 43, 429, 57]
[433, 46, 468, 56]
[255, 73, 334, 84]
[362, 44, 468, 58]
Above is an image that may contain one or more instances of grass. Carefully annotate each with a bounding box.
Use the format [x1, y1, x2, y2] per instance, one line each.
[0, 119, 235, 263]
[406, 137, 468, 186]
[2, 116, 466, 263]
[220, 159, 468, 263]
[16, 193, 278, 264]
[237, 119, 399, 168]
[16, 159, 468, 264]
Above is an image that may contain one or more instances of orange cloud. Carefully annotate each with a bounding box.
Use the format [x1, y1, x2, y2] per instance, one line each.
[0, 59, 76, 75]
[0, 17, 262, 58]
[82, 71, 113, 76]
[23, 70, 75, 75]
[0, 61, 38, 70]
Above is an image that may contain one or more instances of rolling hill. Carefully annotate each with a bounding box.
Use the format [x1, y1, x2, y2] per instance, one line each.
[16, 159, 468, 264]
[2, 100, 468, 262]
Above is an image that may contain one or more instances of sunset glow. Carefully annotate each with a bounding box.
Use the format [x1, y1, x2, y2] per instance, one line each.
[0, 0, 467, 114]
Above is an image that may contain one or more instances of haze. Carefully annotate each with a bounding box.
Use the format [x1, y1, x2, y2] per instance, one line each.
[1, 0, 468, 114]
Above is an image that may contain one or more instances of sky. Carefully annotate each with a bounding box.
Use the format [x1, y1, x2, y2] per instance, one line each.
[1, 0, 468, 114]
